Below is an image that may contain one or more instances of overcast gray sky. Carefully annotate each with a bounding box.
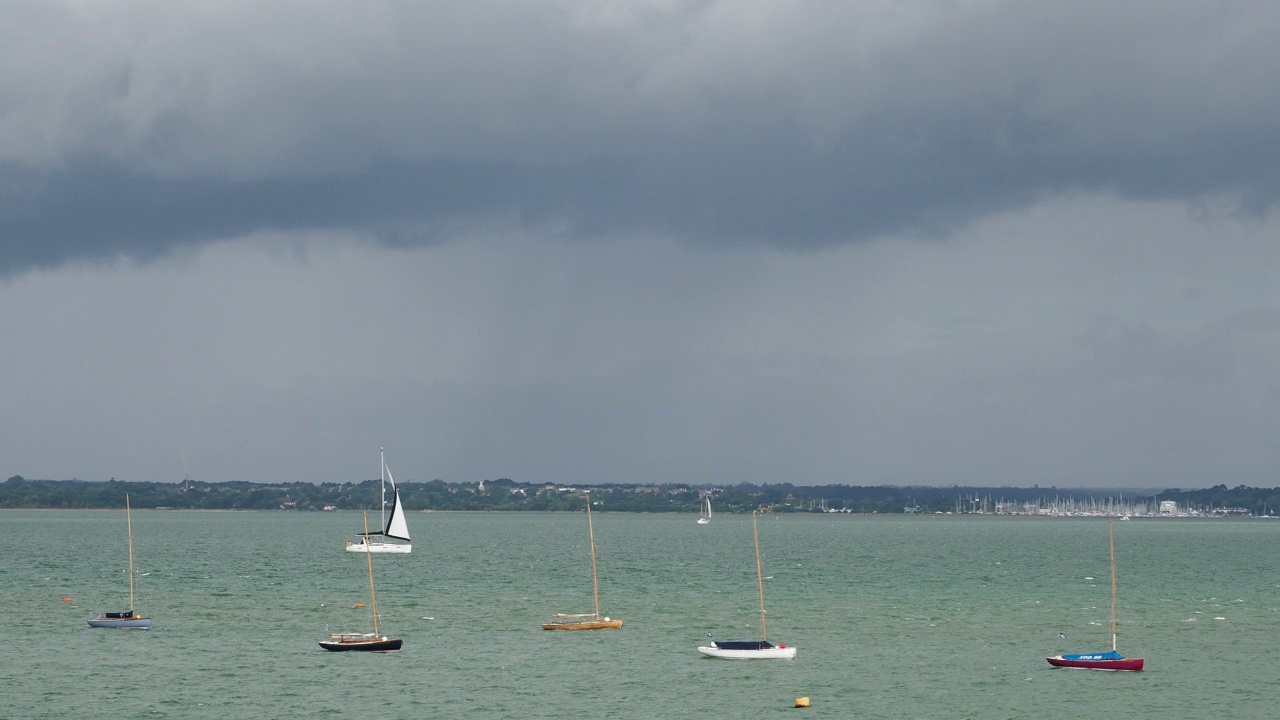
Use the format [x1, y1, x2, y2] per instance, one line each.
[3, 1, 1279, 489]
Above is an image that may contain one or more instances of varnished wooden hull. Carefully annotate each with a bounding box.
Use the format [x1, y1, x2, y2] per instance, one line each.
[542, 619, 623, 631]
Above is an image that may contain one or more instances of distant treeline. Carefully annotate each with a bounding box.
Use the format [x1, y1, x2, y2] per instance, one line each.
[4, 475, 1279, 515]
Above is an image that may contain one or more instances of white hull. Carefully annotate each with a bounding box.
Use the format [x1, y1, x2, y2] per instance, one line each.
[696, 517, 710, 524]
[345, 542, 411, 554]
[697, 645, 796, 660]
[88, 616, 152, 629]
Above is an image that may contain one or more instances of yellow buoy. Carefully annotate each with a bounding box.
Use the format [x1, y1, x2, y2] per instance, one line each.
[794, 697, 811, 708]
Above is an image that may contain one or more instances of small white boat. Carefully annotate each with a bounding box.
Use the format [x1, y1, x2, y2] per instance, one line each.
[697, 495, 712, 524]
[697, 641, 796, 660]
[346, 448, 411, 553]
[698, 510, 795, 659]
[88, 494, 153, 630]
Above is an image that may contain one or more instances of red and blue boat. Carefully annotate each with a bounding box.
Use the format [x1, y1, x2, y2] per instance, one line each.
[1047, 649, 1143, 672]
[1047, 516, 1143, 671]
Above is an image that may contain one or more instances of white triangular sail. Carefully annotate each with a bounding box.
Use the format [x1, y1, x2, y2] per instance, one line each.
[384, 467, 410, 542]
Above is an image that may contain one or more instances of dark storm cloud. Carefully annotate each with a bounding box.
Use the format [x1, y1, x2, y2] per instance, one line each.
[3, 1, 1278, 275]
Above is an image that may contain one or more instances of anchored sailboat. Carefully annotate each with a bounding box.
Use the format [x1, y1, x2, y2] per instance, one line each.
[321, 511, 403, 652]
[1047, 515, 1144, 671]
[698, 510, 795, 659]
[345, 447, 411, 553]
[88, 494, 152, 630]
[543, 492, 623, 631]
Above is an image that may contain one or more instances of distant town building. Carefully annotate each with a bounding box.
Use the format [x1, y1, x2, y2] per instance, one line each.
[1159, 500, 1178, 515]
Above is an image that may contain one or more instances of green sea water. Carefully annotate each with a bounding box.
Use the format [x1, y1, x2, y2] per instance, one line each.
[2, 510, 1277, 719]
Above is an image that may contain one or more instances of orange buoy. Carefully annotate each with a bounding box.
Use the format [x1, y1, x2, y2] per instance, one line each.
[62, 597, 74, 603]
[354, 602, 365, 608]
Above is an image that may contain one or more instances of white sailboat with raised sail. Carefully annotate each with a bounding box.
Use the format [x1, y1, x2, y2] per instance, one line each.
[698, 510, 795, 659]
[88, 494, 152, 629]
[697, 494, 712, 524]
[345, 448, 411, 554]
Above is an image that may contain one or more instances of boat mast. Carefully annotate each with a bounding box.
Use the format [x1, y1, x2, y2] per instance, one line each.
[586, 493, 602, 619]
[1109, 514, 1118, 652]
[379, 447, 386, 535]
[753, 510, 767, 642]
[364, 511, 380, 636]
[126, 494, 136, 612]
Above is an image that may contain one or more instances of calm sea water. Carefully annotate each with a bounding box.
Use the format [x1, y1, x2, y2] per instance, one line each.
[2, 510, 1276, 719]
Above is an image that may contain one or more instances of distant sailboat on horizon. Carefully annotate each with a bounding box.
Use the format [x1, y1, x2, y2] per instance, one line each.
[88, 494, 152, 630]
[697, 494, 712, 524]
[345, 447, 411, 554]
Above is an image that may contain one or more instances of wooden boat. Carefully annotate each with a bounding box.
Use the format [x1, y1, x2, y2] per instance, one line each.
[345, 447, 411, 553]
[321, 511, 403, 652]
[543, 492, 623, 631]
[1047, 515, 1144, 671]
[697, 494, 711, 524]
[540, 614, 623, 631]
[698, 510, 795, 659]
[88, 494, 152, 630]
[319, 632, 403, 652]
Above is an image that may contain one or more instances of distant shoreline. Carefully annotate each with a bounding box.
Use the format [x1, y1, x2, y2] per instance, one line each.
[0, 507, 1272, 520]
[5, 477, 1275, 516]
